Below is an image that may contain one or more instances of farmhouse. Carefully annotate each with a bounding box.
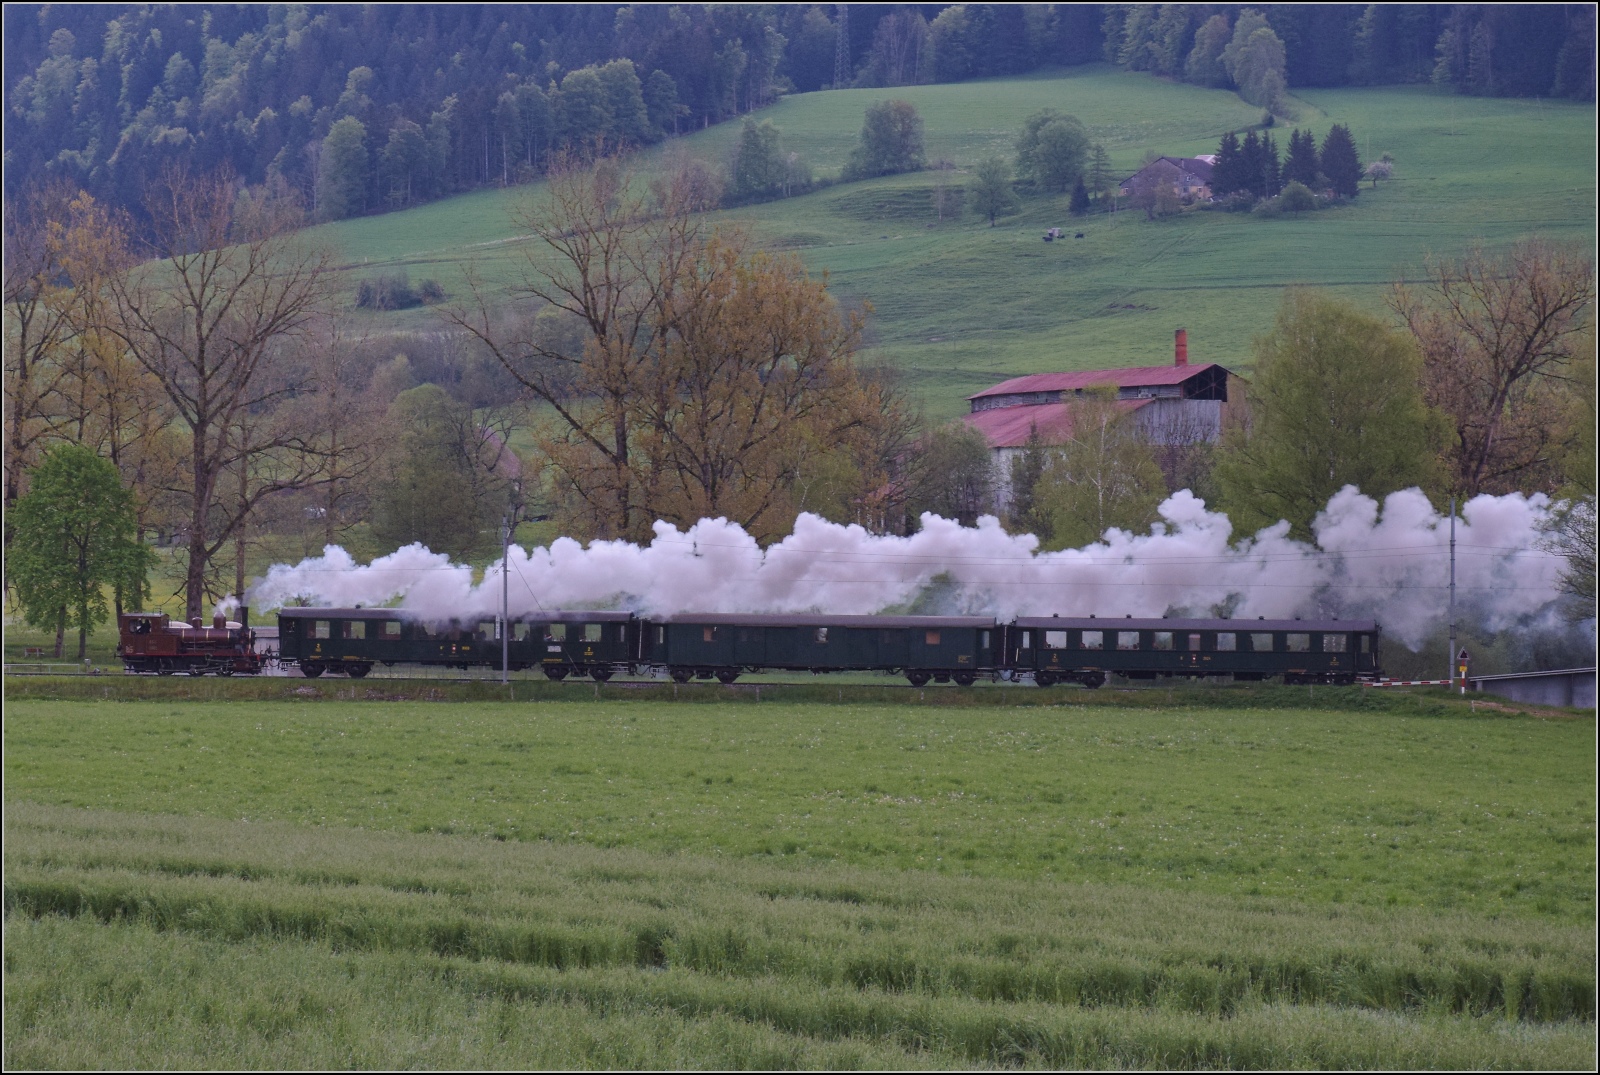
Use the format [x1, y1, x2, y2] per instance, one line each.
[1118, 154, 1217, 200]
[961, 329, 1240, 511]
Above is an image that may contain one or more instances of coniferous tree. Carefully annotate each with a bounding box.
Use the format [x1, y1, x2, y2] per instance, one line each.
[1283, 128, 1320, 187]
[1260, 132, 1281, 197]
[1211, 130, 1246, 197]
[1069, 177, 1091, 216]
[1319, 123, 1362, 198]
[1238, 130, 1265, 198]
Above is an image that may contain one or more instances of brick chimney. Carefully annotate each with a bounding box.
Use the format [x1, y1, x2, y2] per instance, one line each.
[1174, 327, 1188, 367]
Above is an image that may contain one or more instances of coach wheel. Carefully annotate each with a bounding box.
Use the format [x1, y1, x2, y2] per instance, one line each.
[302, 661, 325, 679]
[906, 671, 931, 687]
[545, 665, 568, 682]
[591, 668, 613, 683]
[1035, 671, 1057, 688]
[952, 672, 976, 687]
[347, 663, 371, 679]
[1079, 671, 1105, 690]
[716, 670, 739, 685]
[670, 668, 692, 684]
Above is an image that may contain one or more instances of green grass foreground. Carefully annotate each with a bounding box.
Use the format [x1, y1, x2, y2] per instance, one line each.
[5, 694, 1593, 1067]
[6, 804, 1595, 1069]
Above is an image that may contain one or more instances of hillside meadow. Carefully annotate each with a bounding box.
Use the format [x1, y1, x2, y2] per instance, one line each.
[4, 691, 1595, 1067]
[314, 67, 1597, 418]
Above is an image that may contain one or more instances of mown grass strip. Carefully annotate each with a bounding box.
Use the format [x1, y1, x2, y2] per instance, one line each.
[4, 672, 1540, 717]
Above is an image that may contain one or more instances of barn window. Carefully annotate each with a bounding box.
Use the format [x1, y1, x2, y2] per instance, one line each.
[1286, 633, 1311, 652]
[1117, 631, 1140, 650]
[1322, 633, 1347, 653]
[585, 623, 602, 642]
[343, 621, 365, 640]
[1250, 633, 1274, 652]
[1152, 631, 1173, 651]
[1216, 632, 1236, 652]
[924, 630, 941, 645]
[1045, 630, 1067, 649]
[1080, 630, 1103, 650]
[312, 620, 330, 639]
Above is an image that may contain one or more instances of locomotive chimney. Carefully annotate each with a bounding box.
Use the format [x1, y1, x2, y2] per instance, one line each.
[1174, 327, 1188, 367]
[241, 605, 249, 631]
[213, 612, 226, 629]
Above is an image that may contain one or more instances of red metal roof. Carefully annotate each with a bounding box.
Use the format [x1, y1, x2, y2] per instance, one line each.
[968, 363, 1226, 401]
[961, 399, 1151, 448]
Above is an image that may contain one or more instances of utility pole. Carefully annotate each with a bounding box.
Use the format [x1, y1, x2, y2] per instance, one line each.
[499, 515, 505, 684]
[1447, 496, 1457, 685]
[834, 4, 850, 89]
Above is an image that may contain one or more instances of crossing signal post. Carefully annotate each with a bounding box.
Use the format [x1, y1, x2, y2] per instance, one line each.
[1456, 648, 1471, 695]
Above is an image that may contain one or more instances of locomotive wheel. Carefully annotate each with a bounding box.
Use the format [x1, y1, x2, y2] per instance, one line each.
[591, 668, 613, 683]
[906, 671, 931, 687]
[217, 667, 234, 677]
[1035, 671, 1057, 688]
[545, 666, 568, 682]
[347, 663, 371, 679]
[1079, 671, 1106, 689]
[670, 669, 691, 684]
[952, 672, 976, 687]
[157, 661, 173, 676]
[716, 670, 738, 684]
[302, 661, 325, 678]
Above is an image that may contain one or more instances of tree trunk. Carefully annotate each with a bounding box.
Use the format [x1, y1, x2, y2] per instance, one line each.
[53, 607, 65, 658]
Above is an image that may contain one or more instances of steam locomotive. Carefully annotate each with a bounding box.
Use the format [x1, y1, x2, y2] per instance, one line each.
[268, 608, 1382, 687]
[117, 610, 266, 676]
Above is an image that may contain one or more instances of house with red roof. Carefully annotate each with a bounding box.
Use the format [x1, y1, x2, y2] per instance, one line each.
[961, 329, 1241, 511]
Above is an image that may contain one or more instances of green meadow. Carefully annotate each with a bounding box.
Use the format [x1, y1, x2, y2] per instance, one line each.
[315, 67, 1597, 417]
[4, 693, 1595, 1067]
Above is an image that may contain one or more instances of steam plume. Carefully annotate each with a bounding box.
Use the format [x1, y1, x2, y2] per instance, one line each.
[244, 487, 1574, 650]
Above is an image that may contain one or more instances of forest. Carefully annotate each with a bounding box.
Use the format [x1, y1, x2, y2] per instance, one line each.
[6, 4, 1595, 226]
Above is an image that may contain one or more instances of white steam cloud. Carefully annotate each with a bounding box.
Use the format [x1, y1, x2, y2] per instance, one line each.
[243, 487, 1574, 650]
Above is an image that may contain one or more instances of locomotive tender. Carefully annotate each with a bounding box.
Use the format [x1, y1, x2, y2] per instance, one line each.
[268, 607, 1381, 686]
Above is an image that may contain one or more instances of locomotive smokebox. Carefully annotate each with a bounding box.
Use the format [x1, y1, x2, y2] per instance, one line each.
[1174, 327, 1188, 367]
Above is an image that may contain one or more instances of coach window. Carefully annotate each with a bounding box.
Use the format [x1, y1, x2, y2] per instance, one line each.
[1045, 630, 1066, 649]
[1286, 633, 1311, 653]
[1359, 635, 1371, 653]
[312, 620, 331, 640]
[655, 625, 666, 645]
[741, 628, 761, 643]
[1117, 631, 1140, 651]
[816, 627, 829, 643]
[584, 623, 602, 642]
[477, 620, 497, 640]
[1188, 633, 1203, 651]
[1080, 630, 1103, 650]
[342, 621, 366, 640]
[383, 621, 402, 639]
[1018, 631, 1032, 649]
[1323, 633, 1348, 653]
[1152, 631, 1173, 651]
[512, 622, 530, 641]
[925, 630, 941, 646]
[547, 623, 566, 641]
[1216, 632, 1237, 652]
[1250, 632, 1274, 652]
[980, 630, 991, 649]
[702, 626, 719, 642]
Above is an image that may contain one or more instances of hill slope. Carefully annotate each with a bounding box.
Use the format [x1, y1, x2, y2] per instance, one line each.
[314, 67, 1597, 419]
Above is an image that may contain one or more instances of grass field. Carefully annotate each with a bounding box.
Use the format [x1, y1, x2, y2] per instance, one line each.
[313, 67, 1597, 418]
[4, 691, 1594, 1067]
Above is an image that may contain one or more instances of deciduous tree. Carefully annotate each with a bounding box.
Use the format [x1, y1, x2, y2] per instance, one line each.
[968, 156, 1016, 226]
[1391, 240, 1595, 497]
[1032, 388, 1168, 550]
[97, 166, 339, 619]
[845, 99, 925, 179]
[1015, 109, 1090, 193]
[1216, 291, 1437, 539]
[9, 443, 154, 659]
